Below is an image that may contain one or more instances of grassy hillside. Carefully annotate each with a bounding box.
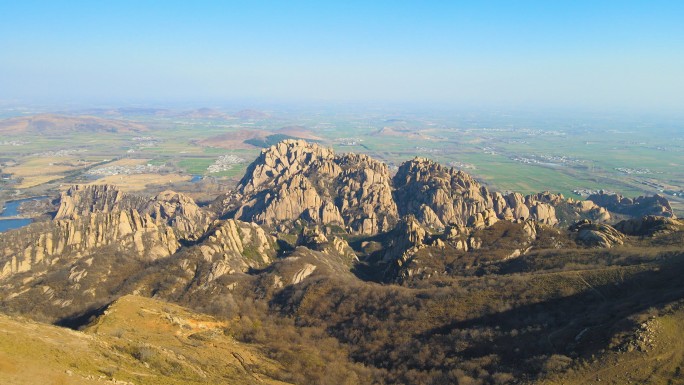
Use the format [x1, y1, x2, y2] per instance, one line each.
[0, 295, 292, 385]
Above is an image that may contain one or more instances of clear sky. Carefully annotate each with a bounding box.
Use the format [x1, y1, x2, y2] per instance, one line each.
[1, 1, 683, 111]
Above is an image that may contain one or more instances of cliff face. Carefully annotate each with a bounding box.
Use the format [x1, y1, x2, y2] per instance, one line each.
[54, 184, 148, 219]
[55, 185, 214, 240]
[0, 216, 278, 321]
[144, 190, 214, 240]
[0, 185, 215, 282]
[188, 219, 278, 286]
[0, 209, 179, 280]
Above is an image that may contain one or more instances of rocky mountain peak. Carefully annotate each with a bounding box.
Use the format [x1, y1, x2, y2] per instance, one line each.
[238, 139, 337, 194]
[229, 139, 397, 235]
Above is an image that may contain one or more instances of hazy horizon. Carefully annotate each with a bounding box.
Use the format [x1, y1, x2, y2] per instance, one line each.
[1, 1, 683, 113]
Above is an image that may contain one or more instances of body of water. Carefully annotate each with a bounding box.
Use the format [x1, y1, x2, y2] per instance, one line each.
[0, 218, 32, 232]
[0, 196, 49, 233]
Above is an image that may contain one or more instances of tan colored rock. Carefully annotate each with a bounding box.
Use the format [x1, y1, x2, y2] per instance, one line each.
[144, 190, 214, 240]
[529, 202, 558, 225]
[0, 209, 181, 281]
[614, 216, 683, 236]
[291, 263, 317, 284]
[570, 220, 625, 248]
[230, 140, 397, 235]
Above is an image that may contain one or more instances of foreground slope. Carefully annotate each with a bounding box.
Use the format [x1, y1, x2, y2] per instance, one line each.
[0, 295, 292, 385]
[534, 301, 684, 385]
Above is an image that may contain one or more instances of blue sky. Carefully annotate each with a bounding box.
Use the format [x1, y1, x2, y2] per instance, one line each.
[1, 1, 683, 111]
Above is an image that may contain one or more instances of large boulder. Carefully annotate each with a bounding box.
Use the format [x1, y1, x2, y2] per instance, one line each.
[569, 219, 625, 248]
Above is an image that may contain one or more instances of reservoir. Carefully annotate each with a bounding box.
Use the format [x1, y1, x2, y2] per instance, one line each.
[0, 196, 48, 233]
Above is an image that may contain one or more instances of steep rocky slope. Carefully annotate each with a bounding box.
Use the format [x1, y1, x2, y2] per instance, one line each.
[0, 209, 179, 280]
[393, 157, 560, 227]
[1, 185, 214, 282]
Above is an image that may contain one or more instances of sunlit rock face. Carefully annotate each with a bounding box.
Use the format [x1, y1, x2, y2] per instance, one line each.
[229, 139, 398, 235]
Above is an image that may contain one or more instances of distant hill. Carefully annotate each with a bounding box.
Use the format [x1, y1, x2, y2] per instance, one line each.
[197, 126, 321, 149]
[73, 107, 234, 120]
[372, 126, 432, 140]
[276, 125, 324, 141]
[196, 129, 272, 149]
[172, 108, 233, 120]
[234, 109, 270, 119]
[0, 114, 147, 134]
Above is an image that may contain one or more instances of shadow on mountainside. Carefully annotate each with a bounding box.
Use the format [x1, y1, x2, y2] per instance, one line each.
[409, 254, 684, 380]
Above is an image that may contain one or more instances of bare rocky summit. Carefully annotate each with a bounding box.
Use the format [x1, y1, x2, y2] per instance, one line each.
[223, 139, 398, 235]
[393, 157, 561, 228]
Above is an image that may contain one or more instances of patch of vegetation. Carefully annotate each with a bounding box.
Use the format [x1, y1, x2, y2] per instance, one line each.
[244, 134, 296, 148]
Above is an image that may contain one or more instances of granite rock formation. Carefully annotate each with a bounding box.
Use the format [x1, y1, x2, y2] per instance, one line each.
[569, 219, 625, 248]
[588, 191, 676, 218]
[225, 140, 398, 235]
[614, 216, 684, 236]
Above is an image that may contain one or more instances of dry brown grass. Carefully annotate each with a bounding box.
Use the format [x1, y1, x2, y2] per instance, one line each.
[86, 173, 191, 192]
[0, 295, 293, 385]
[5, 156, 90, 188]
[535, 306, 684, 385]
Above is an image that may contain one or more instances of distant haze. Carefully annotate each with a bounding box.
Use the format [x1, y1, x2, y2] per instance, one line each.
[1, 1, 683, 113]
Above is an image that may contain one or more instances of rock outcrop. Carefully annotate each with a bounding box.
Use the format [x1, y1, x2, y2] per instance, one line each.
[569, 219, 625, 248]
[54, 184, 147, 220]
[216, 141, 675, 236]
[182, 219, 278, 287]
[226, 140, 398, 235]
[588, 191, 676, 218]
[392, 158, 560, 228]
[614, 216, 684, 237]
[144, 190, 214, 240]
[0, 217, 278, 320]
[0, 209, 179, 280]
[55, 185, 214, 240]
